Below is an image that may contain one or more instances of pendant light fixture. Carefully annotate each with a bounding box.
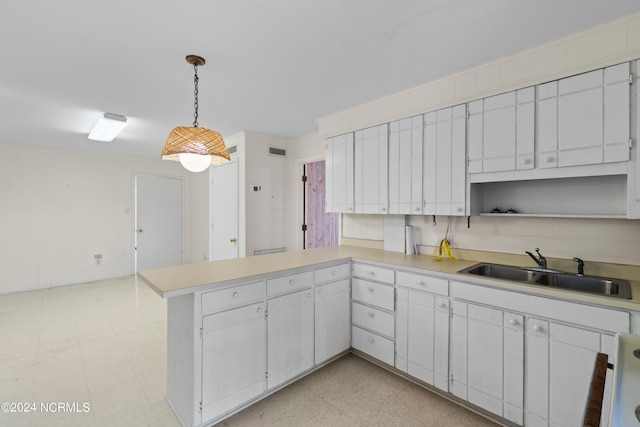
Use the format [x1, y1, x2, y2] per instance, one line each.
[162, 55, 230, 172]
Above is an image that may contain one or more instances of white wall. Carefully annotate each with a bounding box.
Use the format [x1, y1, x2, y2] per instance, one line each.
[0, 143, 209, 294]
[244, 132, 288, 256]
[284, 132, 325, 252]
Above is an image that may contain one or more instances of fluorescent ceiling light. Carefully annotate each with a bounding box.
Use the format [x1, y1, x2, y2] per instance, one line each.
[88, 113, 128, 141]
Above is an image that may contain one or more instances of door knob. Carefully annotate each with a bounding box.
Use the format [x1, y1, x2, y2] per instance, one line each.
[137, 228, 143, 233]
[230, 238, 237, 243]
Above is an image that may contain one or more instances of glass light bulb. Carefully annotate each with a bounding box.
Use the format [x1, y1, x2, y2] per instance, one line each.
[179, 153, 212, 172]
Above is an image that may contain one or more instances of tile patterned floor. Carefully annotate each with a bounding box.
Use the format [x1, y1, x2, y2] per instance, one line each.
[0, 276, 498, 427]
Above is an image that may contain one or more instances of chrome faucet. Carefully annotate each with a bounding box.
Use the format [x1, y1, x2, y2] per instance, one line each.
[573, 257, 585, 276]
[525, 248, 547, 269]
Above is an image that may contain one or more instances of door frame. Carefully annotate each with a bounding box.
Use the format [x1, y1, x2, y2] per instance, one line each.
[133, 173, 185, 273]
[295, 154, 339, 251]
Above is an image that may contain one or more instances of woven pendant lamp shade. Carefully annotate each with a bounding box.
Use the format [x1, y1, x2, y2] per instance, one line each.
[162, 126, 230, 165]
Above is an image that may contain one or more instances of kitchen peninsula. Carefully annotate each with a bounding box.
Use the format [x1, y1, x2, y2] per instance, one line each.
[139, 245, 640, 427]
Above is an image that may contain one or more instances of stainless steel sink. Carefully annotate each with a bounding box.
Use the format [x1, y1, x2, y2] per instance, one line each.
[533, 273, 632, 299]
[459, 263, 539, 282]
[458, 263, 632, 299]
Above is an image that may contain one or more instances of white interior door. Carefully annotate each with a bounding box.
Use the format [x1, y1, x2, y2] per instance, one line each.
[210, 160, 239, 260]
[135, 175, 183, 272]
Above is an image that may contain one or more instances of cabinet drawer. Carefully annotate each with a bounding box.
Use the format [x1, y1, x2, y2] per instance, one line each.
[202, 281, 265, 314]
[352, 278, 395, 311]
[267, 271, 313, 297]
[314, 263, 350, 284]
[352, 302, 395, 338]
[396, 271, 448, 295]
[352, 263, 394, 284]
[352, 325, 395, 366]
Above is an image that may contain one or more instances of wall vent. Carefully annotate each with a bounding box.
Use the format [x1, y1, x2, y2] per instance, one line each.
[226, 145, 237, 155]
[269, 147, 286, 157]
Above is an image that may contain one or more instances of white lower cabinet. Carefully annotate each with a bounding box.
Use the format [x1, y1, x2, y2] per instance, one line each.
[450, 300, 524, 425]
[267, 288, 315, 389]
[314, 278, 351, 364]
[396, 288, 450, 391]
[395, 271, 450, 392]
[201, 301, 266, 421]
[525, 319, 616, 427]
[451, 280, 629, 427]
[351, 263, 395, 365]
[168, 261, 633, 427]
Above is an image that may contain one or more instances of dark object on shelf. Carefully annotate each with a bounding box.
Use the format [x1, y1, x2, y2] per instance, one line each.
[491, 207, 502, 213]
[506, 208, 518, 213]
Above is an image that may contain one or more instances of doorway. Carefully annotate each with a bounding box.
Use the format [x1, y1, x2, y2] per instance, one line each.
[210, 160, 239, 260]
[303, 160, 338, 248]
[134, 175, 184, 272]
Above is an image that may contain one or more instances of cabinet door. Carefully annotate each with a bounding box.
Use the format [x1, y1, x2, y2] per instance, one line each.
[267, 289, 314, 389]
[423, 112, 437, 214]
[604, 62, 630, 163]
[435, 108, 452, 215]
[314, 279, 351, 364]
[325, 133, 354, 213]
[201, 302, 266, 421]
[451, 105, 466, 215]
[482, 91, 516, 173]
[558, 69, 603, 166]
[451, 300, 524, 424]
[526, 318, 614, 427]
[396, 288, 450, 392]
[537, 81, 559, 168]
[467, 100, 483, 174]
[516, 87, 535, 170]
[390, 115, 424, 214]
[423, 105, 466, 216]
[355, 124, 389, 214]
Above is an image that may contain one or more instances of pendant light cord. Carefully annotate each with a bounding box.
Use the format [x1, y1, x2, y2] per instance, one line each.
[193, 63, 199, 128]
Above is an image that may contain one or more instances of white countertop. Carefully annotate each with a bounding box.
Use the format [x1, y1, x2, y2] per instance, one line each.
[137, 245, 640, 311]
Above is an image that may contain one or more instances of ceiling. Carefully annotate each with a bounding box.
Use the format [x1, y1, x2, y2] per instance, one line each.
[2, 1, 640, 160]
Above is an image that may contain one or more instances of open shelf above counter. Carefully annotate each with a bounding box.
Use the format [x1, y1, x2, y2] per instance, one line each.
[469, 174, 629, 218]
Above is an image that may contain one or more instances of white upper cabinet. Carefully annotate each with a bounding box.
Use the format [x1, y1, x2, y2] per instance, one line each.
[424, 104, 467, 216]
[468, 88, 535, 174]
[355, 124, 389, 214]
[389, 115, 423, 215]
[325, 132, 354, 213]
[537, 62, 630, 168]
[629, 59, 640, 219]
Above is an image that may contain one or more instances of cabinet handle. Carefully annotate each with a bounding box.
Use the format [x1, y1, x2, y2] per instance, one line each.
[368, 337, 374, 344]
[437, 302, 446, 309]
[368, 270, 375, 275]
[417, 280, 425, 286]
[307, 292, 312, 298]
[414, 207, 421, 212]
[381, 207, 386, 212]
[509, 318, 518, 326]
[289, 279, 295, 285]
[332, 270, 337, 276]
[232, 292, 239, 298]
[367, 287, 374, 293]
[532, 324, 542, 333]
[367, 312, 374, 318]
[543, 157, 554, 163]
[257, 307, 262, 313]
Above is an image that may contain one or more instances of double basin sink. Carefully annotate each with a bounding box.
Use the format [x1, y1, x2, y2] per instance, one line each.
[458, 263, 632, 299]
